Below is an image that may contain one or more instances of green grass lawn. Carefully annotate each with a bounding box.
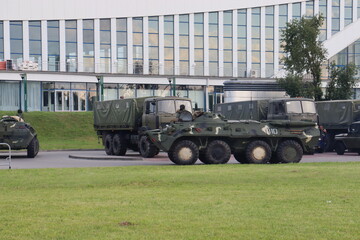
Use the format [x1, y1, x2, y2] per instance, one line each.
[1, 162, 360, 240]
[0, 111, 102, 150]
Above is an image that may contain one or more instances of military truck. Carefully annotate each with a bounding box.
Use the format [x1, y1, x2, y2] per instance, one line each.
[0, 115, 39, 158]
[93, 96, 192, 157]
[316, 100, 360, 151]
[145, 99, 319, 165]
[334, 121, 360, 155]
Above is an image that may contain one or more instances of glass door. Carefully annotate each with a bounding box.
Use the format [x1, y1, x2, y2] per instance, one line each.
[55, 90, 70, 111]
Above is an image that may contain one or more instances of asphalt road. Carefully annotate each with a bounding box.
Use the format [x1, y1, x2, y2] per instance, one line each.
[0, 149, 359, 170]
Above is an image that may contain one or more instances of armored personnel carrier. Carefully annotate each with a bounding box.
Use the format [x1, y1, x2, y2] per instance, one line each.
[0, 115, 39, 158]
[145, 99, 319, 165]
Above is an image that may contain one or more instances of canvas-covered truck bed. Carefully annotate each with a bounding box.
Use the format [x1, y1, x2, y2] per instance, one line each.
[93, 97, 147, 131]
[214, 100, 269, 121]
[316, 100, 360, 130]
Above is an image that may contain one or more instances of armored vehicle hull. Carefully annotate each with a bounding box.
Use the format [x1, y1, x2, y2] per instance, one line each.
[0, 115, 39, 158]
[146, 113, 319, 165]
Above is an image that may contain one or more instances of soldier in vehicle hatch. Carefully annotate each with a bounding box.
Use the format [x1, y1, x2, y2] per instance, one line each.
[175, 104, 193, 122]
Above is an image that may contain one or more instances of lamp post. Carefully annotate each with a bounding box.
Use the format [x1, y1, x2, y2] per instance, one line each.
[20, 73, 27, 112]
[96, 75, 104, 101]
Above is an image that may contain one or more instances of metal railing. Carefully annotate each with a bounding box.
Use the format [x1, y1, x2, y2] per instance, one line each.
[0, 143, 12, 169]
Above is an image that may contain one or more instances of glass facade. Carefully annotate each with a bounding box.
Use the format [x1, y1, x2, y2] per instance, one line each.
[29, 21, 42, 70]
[209, 12, 219, 76]
[179, 14, 189, 75]
[344, 0, 353, 26]
[251, 8, 261, 75]
[279, 4, 288, 69]
[100, 19, 111, 73]
[237, 9, 247, 77]
[10, 21, 23, 68]
[133, 17, 143, 74]
[65, 20, 77, 72]
[194, 13, 204, 76]
[164, 15, 174, 75]
[149, 16, 159, 74]
[116, 18, 127, 74]
[48, 20, 60, 71]
[223, 11, 233, 77]
[0, 21, 3, 61]
[265, 6, 274, 77]
[83, 19, 94, 72]
[332, 0, 340, 35]
[319, 0, 327, 41]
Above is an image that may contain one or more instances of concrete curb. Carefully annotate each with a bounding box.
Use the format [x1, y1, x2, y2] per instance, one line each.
[68, 154, 143, 161]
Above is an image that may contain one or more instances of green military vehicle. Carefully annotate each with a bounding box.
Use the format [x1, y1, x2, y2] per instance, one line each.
[93, 96, 192, 157]
[145, 98, 319, 165]
[334, 121, 360, 155]
[0, 114, 39, 158]
[316, 100, 360, 152]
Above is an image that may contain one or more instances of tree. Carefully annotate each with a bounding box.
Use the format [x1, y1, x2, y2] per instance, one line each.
[325, 63, 358, 100]
[278, 15, 327, 100]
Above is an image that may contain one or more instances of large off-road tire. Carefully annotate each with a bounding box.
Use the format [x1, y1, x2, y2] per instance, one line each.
[104, 134, 113, 155]
[204, 140, 231, 164]
[334, 141, 346, 155]
[198, 151, 210, 164]
[245, 140, 271, 164]
[233, 151, 248, 164]
[168, 140, 199, 165]
[276, 140, 303, 163]
[112, 133, 127, 156]
[27, 136, 39, 158]
[139, 136, 158, 158]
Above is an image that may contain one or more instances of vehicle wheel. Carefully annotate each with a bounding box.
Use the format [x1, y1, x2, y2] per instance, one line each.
[245, 140, 271, 164]
[233, 151, 247, 164]
[276, 140, 303, 163]
[27, 136, 39, 158]
[113, 133, 127, 156]
[198, 151, 210, 164]
[169, 140, 199, 165]
[104, 134, 113, 155]
[139, 136, 158, 158]
[334, 141, 346, 155]
[204, 140, 231, 164]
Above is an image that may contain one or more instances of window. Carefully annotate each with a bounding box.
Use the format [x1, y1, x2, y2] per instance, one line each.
[209, 12, 219, 76]
[179, 14, 189, 75]
[0, 21, 4, 61]
[65, 20, 77, 72]
[251, 8, 261, 74]
[100, 19, 111, 73]
[164, 16, 174, 75]
[10, 21, 23, 68]
[237, 9, 247, 77]
[133, 17, 143, 74]
[149, 16, 159, 74]
[48, 20, 60, 71]
[116, 18, 127, 74]
[83, 19, 94, 72]
[223, 11, 233, 77]
[265, 6, 274, 77]
[194, 13, 204, 75]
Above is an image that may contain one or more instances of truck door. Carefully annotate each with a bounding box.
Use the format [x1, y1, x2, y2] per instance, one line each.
[143, 101, 157, 129]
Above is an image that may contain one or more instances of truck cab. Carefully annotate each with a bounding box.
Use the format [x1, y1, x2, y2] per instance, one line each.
[142, 97, 192, 129]
[267, 98, 317, 123]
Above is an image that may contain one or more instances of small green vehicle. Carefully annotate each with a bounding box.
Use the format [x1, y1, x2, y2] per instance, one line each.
[0, 114, 39, 158]
[145, 106, 319, 165]
[334, 121, 360, 155]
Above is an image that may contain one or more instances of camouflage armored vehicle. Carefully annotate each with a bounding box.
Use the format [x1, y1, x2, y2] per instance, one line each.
[0, 114, 39, 158]
[94, 96, 192, 157]
[334, 121, 360, 155]
[145, 101, 319, 165]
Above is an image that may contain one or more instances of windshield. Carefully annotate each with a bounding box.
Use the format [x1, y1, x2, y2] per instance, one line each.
[157, 100, 192, 114]
[157, 100, 176, 114]
[286, 101, 302, 114]
[302, 101, 316, 113]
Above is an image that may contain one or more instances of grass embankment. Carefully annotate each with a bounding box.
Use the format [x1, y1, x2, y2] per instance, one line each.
[0, 162, 360, 239]
[0, 111, 102, 150]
